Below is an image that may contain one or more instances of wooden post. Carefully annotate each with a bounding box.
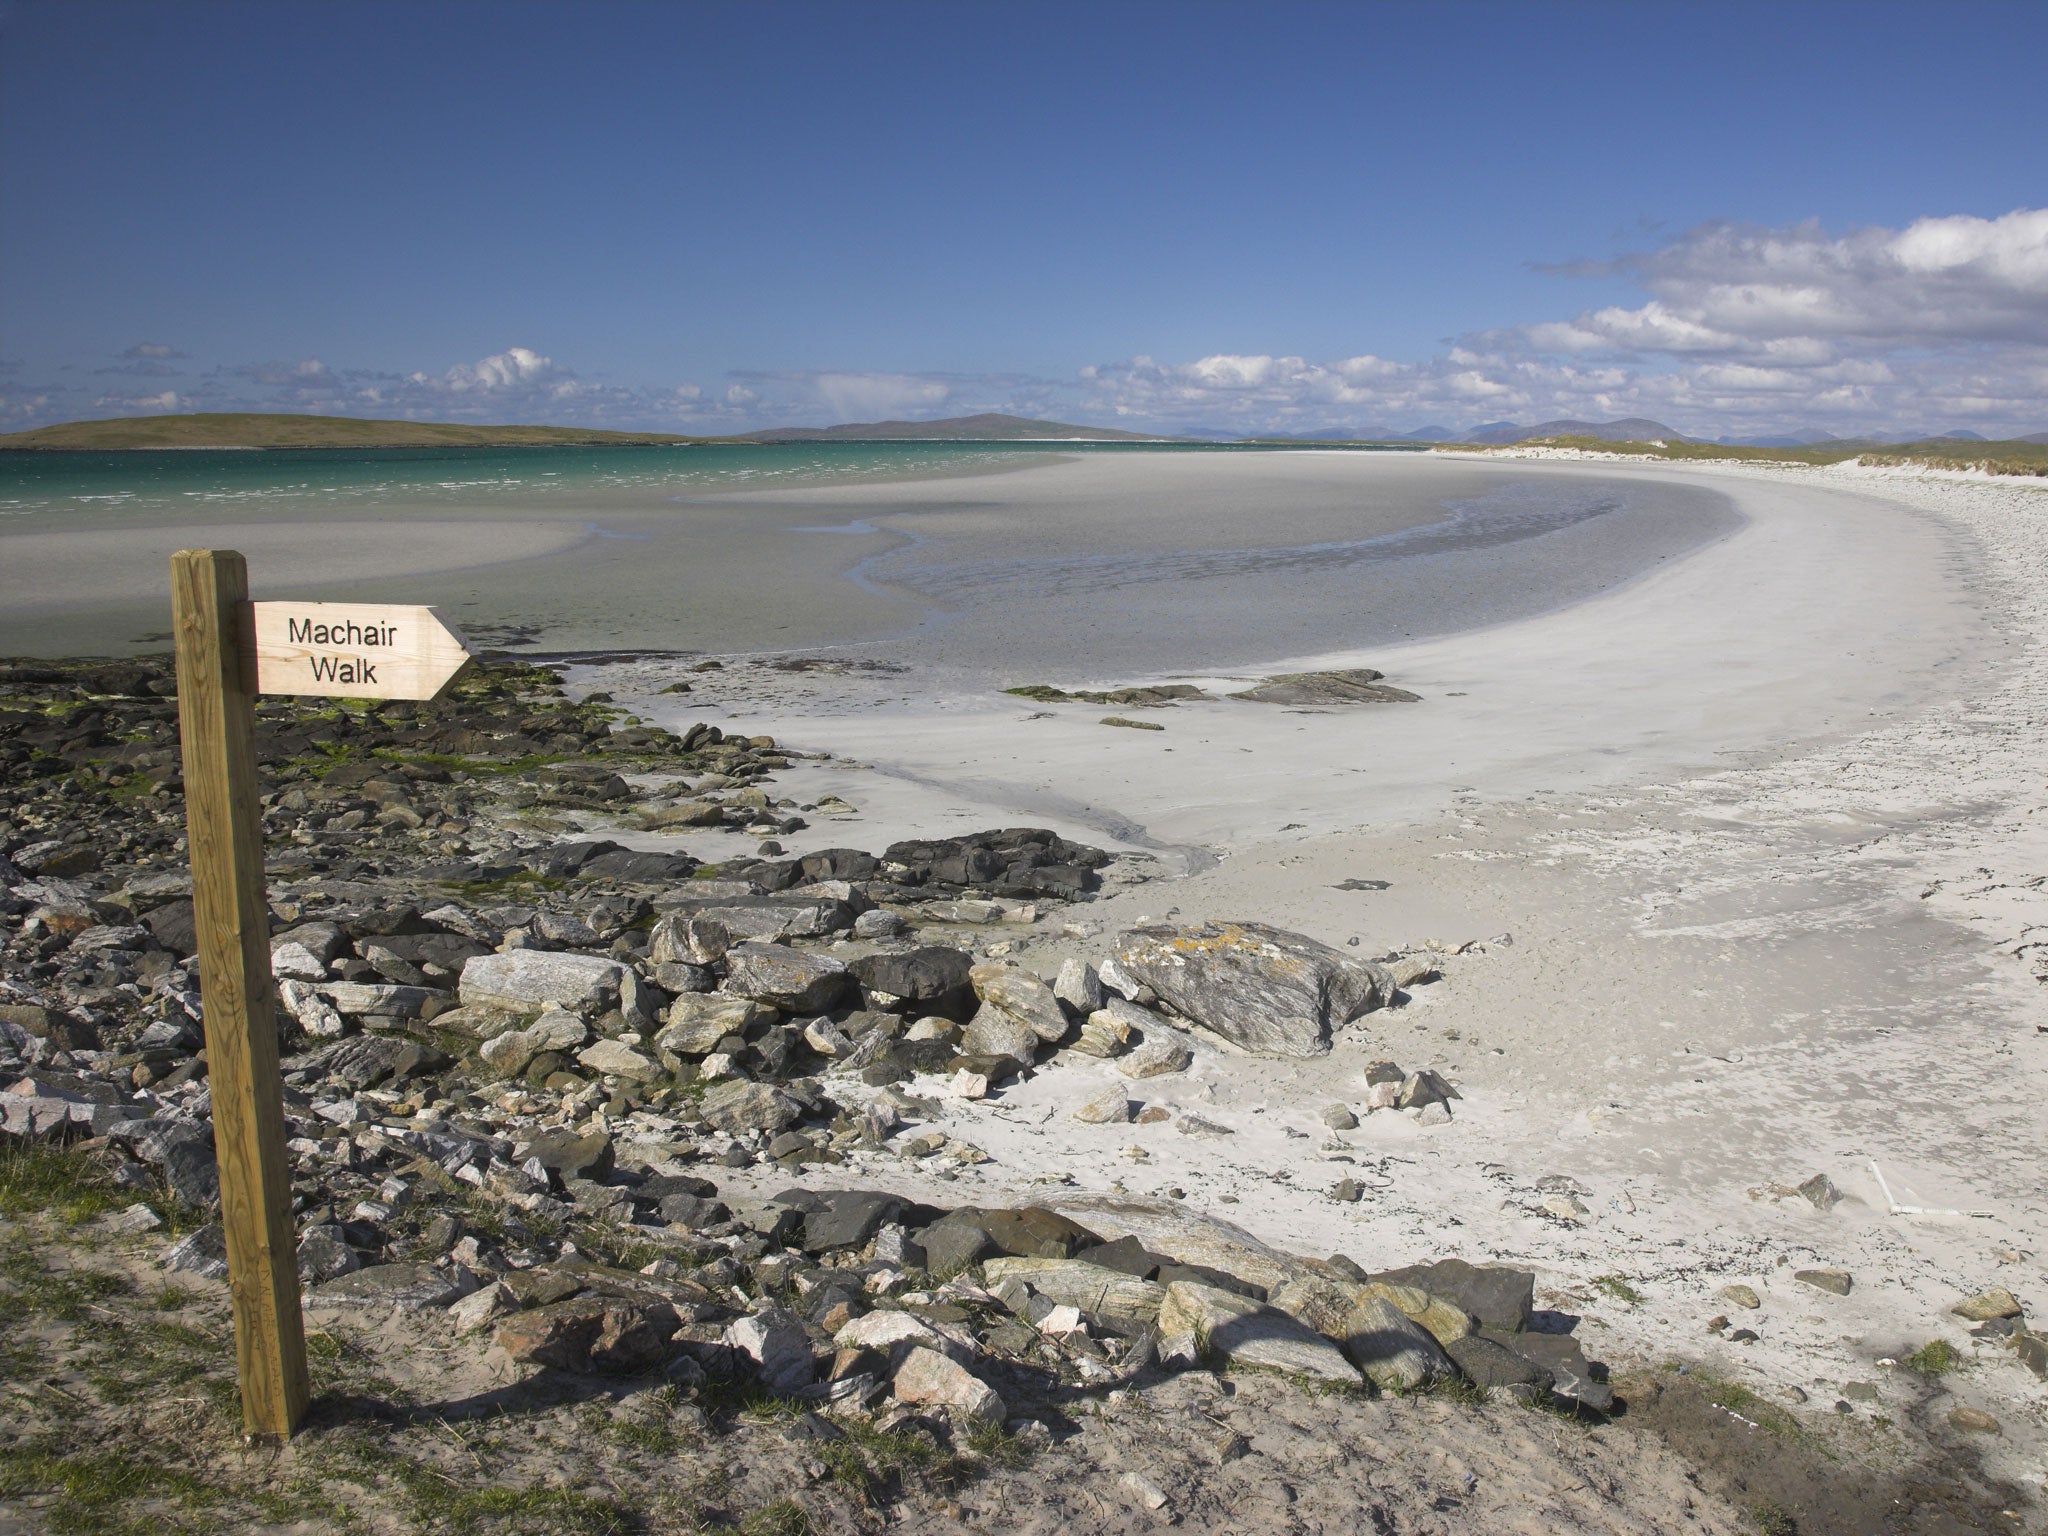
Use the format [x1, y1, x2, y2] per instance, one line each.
[170, 549, 310, 1441]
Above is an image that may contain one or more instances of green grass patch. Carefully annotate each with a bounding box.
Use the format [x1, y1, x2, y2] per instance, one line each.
[401, 1477, 635, 1536]
[0, 1443, 222, 1536]
[80, 1315, 226, 1406]
[1751, 1498, 1799, 1536]
[0, 1142, 136, 1223]
[1672, 1366, 1811, 1442]
[1592, 1274, 1644, 1305]
[1901, 1338, 1963, 1376]
[740, 1499, 814, 1536]
[813, 1416, 975, 1502]
[0, 1236, 134, 1322]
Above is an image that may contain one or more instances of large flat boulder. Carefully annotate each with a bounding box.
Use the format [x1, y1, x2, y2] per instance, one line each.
[721, 942, 849, 1013]
[1158, 1281, 1361, 1385]
[1049, 1192, 1321, 1294]
[459, 950, 627, 1015]
[850, 946, 977, 1020]
[1369, 1258, 1534, 1333]
[1111, 921, 1393, 1057]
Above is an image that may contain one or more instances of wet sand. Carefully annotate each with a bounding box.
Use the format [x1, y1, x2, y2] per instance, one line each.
[0, 450, 1729, 661]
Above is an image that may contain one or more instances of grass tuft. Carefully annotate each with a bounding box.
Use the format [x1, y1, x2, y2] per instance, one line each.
[1901, 1339, 1962, 1376]
[740, 1499, 814, 1536]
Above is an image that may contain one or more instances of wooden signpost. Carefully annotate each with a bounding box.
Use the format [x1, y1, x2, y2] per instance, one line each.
[170, 551, 473, 1440]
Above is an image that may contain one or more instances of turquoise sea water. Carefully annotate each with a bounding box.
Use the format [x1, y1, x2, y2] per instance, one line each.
[0, 439, 1425, 517]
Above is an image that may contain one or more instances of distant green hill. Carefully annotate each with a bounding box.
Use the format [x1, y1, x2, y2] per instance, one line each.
[741, 411, 1170, 442]
[0, 412, 715, 450]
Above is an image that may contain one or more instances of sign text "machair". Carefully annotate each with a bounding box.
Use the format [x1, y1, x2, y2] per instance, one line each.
[285, 617, 398, 648]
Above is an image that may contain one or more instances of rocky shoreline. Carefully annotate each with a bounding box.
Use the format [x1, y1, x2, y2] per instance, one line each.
[0, 649, 2031, 1533]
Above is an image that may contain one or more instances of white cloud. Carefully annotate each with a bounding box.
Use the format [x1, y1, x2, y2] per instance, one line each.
[122, 342, 186, 360]
[425, 346, 568, 394]
[1523, 207, 2048, 357]
[91, 388, 184, 413]
[1068, 209, 2048, 437]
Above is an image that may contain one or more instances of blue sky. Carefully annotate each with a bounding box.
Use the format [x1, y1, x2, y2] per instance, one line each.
[3, 0, 2046, 438]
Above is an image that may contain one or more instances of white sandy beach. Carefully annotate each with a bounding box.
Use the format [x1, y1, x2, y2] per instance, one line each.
[583, 454, 2048, 1497]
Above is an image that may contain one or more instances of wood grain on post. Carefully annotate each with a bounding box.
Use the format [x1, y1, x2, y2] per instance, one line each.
[170, 549, 310, 1440]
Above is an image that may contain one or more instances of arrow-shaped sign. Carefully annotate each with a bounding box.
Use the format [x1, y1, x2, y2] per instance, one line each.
[248, 601, 474, 701]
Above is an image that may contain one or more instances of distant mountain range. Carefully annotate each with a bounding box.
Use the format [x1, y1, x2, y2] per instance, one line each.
[740, 412, 1167, 443]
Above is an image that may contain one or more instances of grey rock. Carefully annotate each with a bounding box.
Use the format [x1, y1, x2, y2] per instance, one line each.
[651, 961, 716, 994]
[314, 1033, 451, 1091]
[655, 995, 777, 1058]
[297, 1225, 360, 1283]
[1798, 1173, 1841, 1210]
[960, 1004, 1039, 1067]
[521, 1127, 616, 1182]
[648, 911, 731, 967]
[919, 1219, 1001, 1274]
[658, 1193, 730, 1228]
[318, 982, 448, 1021]
[162, 1223, 229, 1280]
[722, 942, 849, 1013]
[1157, 1280, 1361, 1384]
[724, 1306, 816, 1394]
[849, 946, 977, 1020]
[698, 1080, 803, 1137]
[1111, 920, 1394, 1058]
[1117, 1036, 1192, 1077]
[1370, 1258, 1534, 1332]
[970, 961, 1070, 1042]
[983, 1257, 1168, 1322]
[1445, 1333, 1550, 1399]
[853, 909, 907, 940]
[1228, 669, 1420, 705]
[130, 1117, 219, 1208]
[310, 1261, 469, 1311]
[1501, 1330, 1613, 1412]
[458, 950, 626, 1014]
[803, 1191, 907, 1253]
[1794, 1267, 1853, 1296]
